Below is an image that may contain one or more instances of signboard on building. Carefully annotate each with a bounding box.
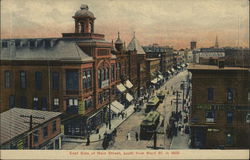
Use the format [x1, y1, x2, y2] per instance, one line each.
[101, 80, 109, 88]
[78, 101, 85, 115]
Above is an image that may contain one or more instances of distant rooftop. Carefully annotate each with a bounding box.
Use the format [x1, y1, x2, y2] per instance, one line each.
[188, 63, 249, 71]
[0, 108, 62, 145]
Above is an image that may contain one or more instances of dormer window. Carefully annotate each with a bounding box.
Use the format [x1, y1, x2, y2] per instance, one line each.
[15, 40, 21, 47]
[2, 41, 8, 48]
[29, 40, 36, 48]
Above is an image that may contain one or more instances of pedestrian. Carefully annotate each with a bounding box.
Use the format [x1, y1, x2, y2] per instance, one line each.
[99, 134, 101, 140]
[105, 121, 108, 128]
[178, 122, 182, 131]
[113, 128, 117, 137]
[135, 132, 139, 141]
[181, 125, 184, 136]
[86, 136, 90, 146]
[121, 112, 124, 119]
[127, 132, 131, 140]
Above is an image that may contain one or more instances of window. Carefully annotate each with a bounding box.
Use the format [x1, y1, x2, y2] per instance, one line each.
[33, 97, 39, 110]
[20, 96, 27, 108]
[15, 40, 21, 47]
[52, 121, 57, 132]
[227, 88, 233, 102]
[35, 72, 42, 90]
[227, 111, 233, 124]
[33, 130, 39, 144]
[2, 41, 8, 48]
[9, 95, 15, 108]
[66, 98, 78, 114]
[205, 110, 215, 123]
[41, 97, 47, 111]
[246, 113, 250, 123]
[52, 72, 59, 90]
[53, 98, 59, 111]
[208, 88, 214, 101]
[82, 69, 92, 89]
[43, 126, 48, 138]
[20, 71, 27, 89]
[4, 71, 11, 88]
[87, 70, 92, 88]
[111, 64, 115, 82]
[66, 70, 79, 90]
[226, 133, 233, 145]
[85, 98, 93, 110]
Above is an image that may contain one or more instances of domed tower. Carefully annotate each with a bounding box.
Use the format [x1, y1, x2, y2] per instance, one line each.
[115, 32, 123, 51]
[73, 4, 95, 33]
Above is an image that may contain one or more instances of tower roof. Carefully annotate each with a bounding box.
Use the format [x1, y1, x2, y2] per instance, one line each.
[74, 4, 95, 18]
[115, 32, 123, 44]
[127, 34, 145, 54]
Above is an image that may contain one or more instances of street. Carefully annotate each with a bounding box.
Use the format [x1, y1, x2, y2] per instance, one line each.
[62, 69, 191, 150]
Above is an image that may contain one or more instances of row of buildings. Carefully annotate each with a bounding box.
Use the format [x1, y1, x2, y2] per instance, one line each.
[0, 4, 184, 148]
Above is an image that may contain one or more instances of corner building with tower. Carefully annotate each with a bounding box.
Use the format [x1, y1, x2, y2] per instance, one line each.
[0, 4, 147, 138]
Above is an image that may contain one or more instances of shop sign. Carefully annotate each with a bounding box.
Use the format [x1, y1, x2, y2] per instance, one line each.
[78, 101, 85, 115]
[196, 104, 237, 110]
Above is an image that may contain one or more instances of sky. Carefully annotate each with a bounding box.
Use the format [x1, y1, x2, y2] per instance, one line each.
[1, 0, 249, 49]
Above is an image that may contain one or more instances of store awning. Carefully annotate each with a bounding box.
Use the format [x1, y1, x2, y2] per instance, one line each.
[181, 64, 185, 67]
[171, 68, 175, 72]
[167, 71, 171, 74]
[151, 78, 158, 84]
[177, 66, 181, 69]
[110, 105, 120, 114]
[116, 83, 126, 93]
[158, 75, 164, 80]
[126, 93, 134, 102]
[111, 100, 125, 111]
[124, 80, 133, 89]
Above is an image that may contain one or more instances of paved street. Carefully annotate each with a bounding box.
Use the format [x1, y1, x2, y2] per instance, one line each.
[62, 69, 191, 150]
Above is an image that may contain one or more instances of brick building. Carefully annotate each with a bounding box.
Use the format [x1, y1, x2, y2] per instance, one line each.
[0, 108, 62, 149]
[143, 44, 174, 78]
[188, 63, 250, 149]
[0, 4, 147, 137]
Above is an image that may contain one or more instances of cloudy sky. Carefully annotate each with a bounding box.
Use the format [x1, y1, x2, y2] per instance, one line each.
[1, 0, 249, 49]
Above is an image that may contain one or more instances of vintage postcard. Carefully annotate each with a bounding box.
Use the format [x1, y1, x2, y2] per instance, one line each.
[0, 0, 249, 159]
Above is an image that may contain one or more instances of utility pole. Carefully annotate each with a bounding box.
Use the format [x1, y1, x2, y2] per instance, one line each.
[153, 130, 157, 149]
[109, 88, 112, 130]
[20, 115, 45, 149]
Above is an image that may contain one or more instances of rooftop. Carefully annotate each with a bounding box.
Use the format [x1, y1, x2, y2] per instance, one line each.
[0, 108, 62, 145]
[0, 38, 94, 62]
[188, 63, 250, 71]
[127, 36, 145, 55]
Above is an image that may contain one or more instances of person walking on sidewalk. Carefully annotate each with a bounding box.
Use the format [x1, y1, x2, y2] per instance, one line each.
[135, 132, 139, 141]
[86, 136, 90, 146]
[127, 132, 131, 140]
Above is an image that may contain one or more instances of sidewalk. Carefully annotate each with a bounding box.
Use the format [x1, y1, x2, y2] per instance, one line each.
[63, 104, 136, 143]
[170, 132, 190, 149]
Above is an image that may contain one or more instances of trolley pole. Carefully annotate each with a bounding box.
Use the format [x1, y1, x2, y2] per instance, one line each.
[175, 91, 179, 113]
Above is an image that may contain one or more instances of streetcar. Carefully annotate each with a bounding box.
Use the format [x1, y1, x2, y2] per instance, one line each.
[140, 111, 160, 140]
[145, 96, 160, 113]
